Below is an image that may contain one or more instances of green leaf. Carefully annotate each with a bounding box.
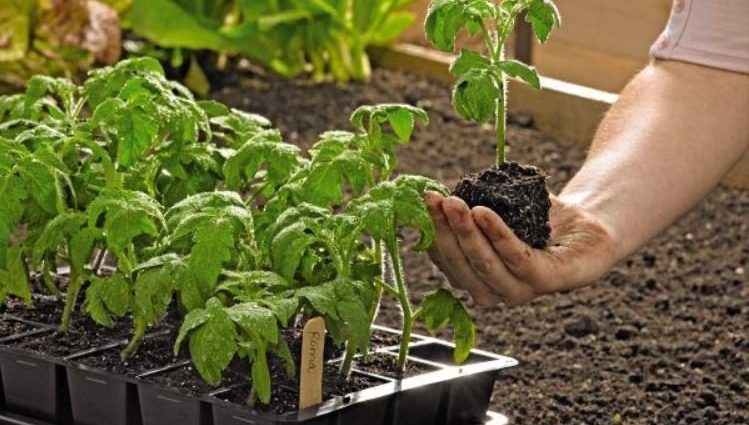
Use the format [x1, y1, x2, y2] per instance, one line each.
[450, 49, 490, 78]
[452, 68, 498, 124]
[421, 289, 476, 364]
[295, 282, 339, 321]
[18, 157, 59, 215]
[270, 221, 315, 281]
[262, 296, 299, 327]
[68, 228, 98, 275]
[187, 298, 238, 385]
[334, 281, 371, 354]
[133, 264, 178, 326]
[189, 217, 235, 295]
[84, 275, 131, 328]
[348, 175, 445, 252]
[32, 212, 87, 267]
[350, 104, 429, 144]
[526, 0, 561, 43]
[425, 0, 469, 52]
[499, 60, 541, 89]
[0, 246, 31, 304]
[223, 130, 300, 190]
[174, 305, 211, 354]
[226, 302, 279, 344]
[425, 0, 497, 52]
[87, 189, 164, 258]
[131, 0, 228, 52]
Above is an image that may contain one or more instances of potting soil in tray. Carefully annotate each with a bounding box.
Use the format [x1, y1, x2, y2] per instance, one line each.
[0, 318, 44, 341]
[74, 332, 187, 376]
[2, 295, 64, 325]
[349, 351, 438, 379]
[9, 318, 133, 357]
[213, 363, 384, 416]
[141, 363, 246, 396]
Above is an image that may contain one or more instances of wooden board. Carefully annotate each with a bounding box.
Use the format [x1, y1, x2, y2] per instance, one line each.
[369, 43, 749, 188]
[400, 0, 671, 93]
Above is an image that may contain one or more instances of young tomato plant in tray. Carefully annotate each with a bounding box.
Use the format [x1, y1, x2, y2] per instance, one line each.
[426, 0, 561, 248]
[1, 57, 481, 410]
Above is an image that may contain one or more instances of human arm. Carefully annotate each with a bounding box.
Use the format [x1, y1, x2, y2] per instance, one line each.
[427, 60, 749, 306]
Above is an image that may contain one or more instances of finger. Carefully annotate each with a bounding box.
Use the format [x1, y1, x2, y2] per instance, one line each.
[472, 206, 537, 276]
[442, 197, 532, 304]
[425, 197, 467, 291]
[429, 199, 499, 306]
[434, 197, 500, 306]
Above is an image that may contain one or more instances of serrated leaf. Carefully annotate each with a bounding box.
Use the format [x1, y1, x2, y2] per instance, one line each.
[421, 288, 476, 363]
[334, 281, 371, 354]
[18, 158, 58, 215]
[450, 49, 490, 78]
[84, 275, 131, 328]
[348, 175, 442, 252]
[223, 131, 300, 190]
[88, 189, 164, 258]
[226, 302, 279, 344]
[133, 265, 177, 326]
[32, 212, 87, 267]
[174, 305, 211, 354]
[499, 60, 541, 89]
[526, 0, 561, 43]
[262, 296, 299, 327]
[452, 69, 498, 124]
[296, 282, 339, 321]
[187, 298, 238, 385]
[0, 246, 31, 304]
[270, 221, 315, 281]
[189, 217, 235, 294]
[425, 0, 497, 51]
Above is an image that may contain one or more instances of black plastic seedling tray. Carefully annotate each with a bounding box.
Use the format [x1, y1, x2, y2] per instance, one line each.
[1, 314, 517, 425]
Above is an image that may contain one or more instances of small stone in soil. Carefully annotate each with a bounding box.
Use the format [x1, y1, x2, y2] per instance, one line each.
[563, 315, 599, 338]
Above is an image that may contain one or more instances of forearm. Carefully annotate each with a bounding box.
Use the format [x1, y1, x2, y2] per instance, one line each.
[560, 60, 749, 261]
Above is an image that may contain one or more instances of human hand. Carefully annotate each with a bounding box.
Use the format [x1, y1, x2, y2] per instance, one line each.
[424, 192, 620, 306]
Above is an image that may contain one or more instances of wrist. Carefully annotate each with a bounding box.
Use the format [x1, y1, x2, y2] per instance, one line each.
[557, 190, 626, 278]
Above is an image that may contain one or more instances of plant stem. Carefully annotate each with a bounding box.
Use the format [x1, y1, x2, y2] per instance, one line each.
[495, 71, 507, 166]
[122, 318, 147, 359]
[339, 342, 356, 378]
[60, 274, 83, 332]
[390, 243, 413, 374]
[494, 44, 507, 165]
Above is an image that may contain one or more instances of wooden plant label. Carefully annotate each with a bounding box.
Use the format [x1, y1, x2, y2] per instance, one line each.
[299, 316, 326, 409]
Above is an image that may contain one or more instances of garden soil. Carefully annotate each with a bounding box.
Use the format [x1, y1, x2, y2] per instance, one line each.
[211, 67, 748, 425]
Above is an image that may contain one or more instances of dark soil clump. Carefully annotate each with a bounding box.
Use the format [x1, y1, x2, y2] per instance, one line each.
[453, 162, 551, 248]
